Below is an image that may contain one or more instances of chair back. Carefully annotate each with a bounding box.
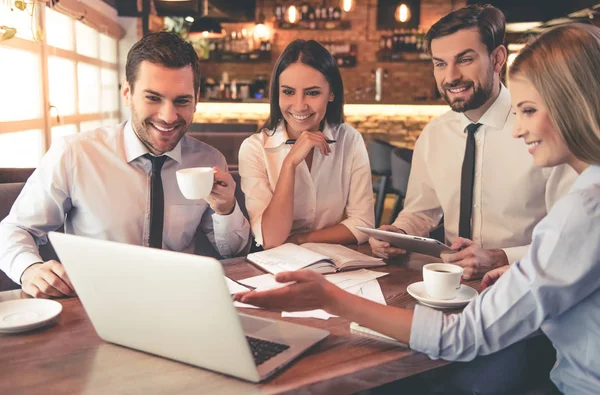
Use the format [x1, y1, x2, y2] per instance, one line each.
[390, 148, 413, 196]
[187, 123, 257, 170]
[0, 183, 25, 291]
[367, 139, 394, 176]
[0, 168, 35, 184]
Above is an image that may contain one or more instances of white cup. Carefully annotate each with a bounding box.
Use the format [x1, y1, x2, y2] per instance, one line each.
[176, 167, 215, 200]
[422, 263, 464, 300]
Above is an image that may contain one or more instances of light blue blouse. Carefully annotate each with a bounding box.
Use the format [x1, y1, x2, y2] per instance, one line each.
[410, 165, 600, 394]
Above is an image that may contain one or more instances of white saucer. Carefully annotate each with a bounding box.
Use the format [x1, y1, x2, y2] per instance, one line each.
[0, 299, 62, 334]
[407, 281, 478, 309]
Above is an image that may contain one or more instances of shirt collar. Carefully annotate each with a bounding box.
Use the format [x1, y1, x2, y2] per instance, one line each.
[458, 83, 512, 132]
[571, 164, 600, 192]
[262, 120, 334, 148]
[124, 121, 183, 164]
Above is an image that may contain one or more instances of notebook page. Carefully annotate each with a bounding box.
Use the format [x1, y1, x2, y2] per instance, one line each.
[246, 243, 333, 274]
[301, 243, 383, 269]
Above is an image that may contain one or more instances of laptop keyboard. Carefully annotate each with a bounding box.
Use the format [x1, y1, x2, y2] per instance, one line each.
[246, 336, 290, 366]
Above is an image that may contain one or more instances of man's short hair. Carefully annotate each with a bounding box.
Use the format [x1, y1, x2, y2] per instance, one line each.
[125, 32, 201, 98]
[425, 4, 506, 55]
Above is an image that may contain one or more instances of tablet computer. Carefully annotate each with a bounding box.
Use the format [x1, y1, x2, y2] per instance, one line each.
[356, 226, 453, 258]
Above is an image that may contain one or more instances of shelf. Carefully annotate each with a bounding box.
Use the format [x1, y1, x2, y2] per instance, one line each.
[276, 20, 351, 30]
[200, 51, 272, 63]
[376, 51, 431, 63]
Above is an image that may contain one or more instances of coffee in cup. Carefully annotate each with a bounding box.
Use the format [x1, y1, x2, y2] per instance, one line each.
[422, 263, 463, 300]
[176, 167, 215, 200]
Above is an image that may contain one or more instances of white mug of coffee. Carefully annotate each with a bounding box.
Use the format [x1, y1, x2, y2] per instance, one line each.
[176, 167, 215, 200]
[422, 263, 464, 300]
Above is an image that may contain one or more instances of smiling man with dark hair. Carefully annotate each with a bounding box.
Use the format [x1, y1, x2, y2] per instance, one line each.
[0, 32, 250, 299]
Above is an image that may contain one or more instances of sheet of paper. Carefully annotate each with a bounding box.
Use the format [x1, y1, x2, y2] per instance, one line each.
[233, 301, 261, 309]
[325, 269, 388, 290]
[225, 277, 251, 295]
[281, 279, 387, 319]
[345, 279, 387, 305]
[282, 309, 334, 320]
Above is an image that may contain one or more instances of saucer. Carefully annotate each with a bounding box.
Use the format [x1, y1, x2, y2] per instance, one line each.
[0, 299, 62, 334]
[407, 281, 478, 309]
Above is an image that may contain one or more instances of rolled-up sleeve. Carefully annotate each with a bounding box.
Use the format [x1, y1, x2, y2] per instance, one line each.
[238, 137, 272, 246]
[410, 192, 600, 361]
[340, 134, 375, 244]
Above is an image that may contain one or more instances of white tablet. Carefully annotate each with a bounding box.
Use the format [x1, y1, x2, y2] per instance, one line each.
[356, 226, 453, 258]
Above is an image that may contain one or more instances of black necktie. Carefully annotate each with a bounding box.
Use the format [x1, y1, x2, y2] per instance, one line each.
[459, 123, 482, 239]
[144, 154, 167, 248]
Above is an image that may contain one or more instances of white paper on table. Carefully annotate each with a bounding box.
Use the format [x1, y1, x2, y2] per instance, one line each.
[238, 273, 278, 289]
[281, 279, 387, 320]
[325, 269, 388, 290]
[233, 301, 261, 309]
[225, 277, 251, 294]
[282, 309, 334, 320]
[345, 279, 387, 305]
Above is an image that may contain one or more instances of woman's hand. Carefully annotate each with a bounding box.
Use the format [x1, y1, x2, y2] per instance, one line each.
[480, 265, 510, 291]
[283, 131, 331, 168]
[234, 270, 343, 312]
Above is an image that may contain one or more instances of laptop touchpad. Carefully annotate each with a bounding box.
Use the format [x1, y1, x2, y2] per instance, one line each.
[240, 315, 273, 334]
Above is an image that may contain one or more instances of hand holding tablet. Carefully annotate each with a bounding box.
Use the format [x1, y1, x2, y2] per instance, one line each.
[358, 226, 453, 258]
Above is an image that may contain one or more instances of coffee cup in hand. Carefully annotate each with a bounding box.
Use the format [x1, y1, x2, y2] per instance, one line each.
[422, 263, 463, 300]
[176, 167, 215, 200]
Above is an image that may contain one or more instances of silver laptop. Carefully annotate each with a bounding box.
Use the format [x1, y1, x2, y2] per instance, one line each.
[48, 232, 329, 383]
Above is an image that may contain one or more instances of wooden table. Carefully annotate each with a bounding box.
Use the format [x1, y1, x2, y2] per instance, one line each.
[0, 248, 480, 395]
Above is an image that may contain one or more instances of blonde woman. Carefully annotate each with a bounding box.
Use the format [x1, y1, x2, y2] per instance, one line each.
[237, 24, 600, 393]
[238, 40, 374, 249]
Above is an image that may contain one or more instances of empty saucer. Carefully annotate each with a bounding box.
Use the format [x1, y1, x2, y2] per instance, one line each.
[0, 299, 62, 334]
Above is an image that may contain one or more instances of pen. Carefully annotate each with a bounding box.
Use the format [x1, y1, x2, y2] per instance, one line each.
[285, 139, 336, 144]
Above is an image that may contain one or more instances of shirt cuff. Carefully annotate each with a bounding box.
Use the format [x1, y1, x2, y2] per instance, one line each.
[409, 304, 444, 359]
[10, 251, 44, 285]
[502, 245, 529, 265]
[211, 201, 246, 233]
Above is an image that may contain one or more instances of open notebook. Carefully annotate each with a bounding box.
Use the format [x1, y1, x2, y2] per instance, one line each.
[246, 243, 385, 275]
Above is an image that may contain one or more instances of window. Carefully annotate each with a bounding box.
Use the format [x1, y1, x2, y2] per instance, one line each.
[0, 5, 121, 168]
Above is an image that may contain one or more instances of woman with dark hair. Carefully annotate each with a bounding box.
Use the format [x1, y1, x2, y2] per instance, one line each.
[237, 24, 600, 393]
[238, 40, 374, 249]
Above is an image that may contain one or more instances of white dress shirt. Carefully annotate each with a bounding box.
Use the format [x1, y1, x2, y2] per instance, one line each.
[0, 122, 250, 284]
[410, 164, 600, 394]
[393, 85, 577, 264]
[238, 121, 375, 246]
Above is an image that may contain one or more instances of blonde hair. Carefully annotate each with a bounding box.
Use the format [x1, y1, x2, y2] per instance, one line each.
[509, 23, 600, 165]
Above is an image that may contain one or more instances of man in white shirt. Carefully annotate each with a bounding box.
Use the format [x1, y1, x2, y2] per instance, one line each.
[0, 32, 250, 298]
[369, 5, 575, 280]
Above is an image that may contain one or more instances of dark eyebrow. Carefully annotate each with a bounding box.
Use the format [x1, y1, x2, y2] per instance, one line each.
[280, 85, 295, 90]
[143, 89, 193, 100]
[304, 86, 322, 90]
[432, 49, 477, 63]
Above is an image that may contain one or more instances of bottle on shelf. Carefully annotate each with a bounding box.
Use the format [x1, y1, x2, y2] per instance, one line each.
[275, 3, 283, 21]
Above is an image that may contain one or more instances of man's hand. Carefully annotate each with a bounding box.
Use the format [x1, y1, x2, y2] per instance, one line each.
[205, 167, 236, 215]
[20, 260, 76, 298]
[368, 225, 407, 259]
[481, 265, 510, 291]
[234, 270, 343, 312]
[441, 237, 509, 280]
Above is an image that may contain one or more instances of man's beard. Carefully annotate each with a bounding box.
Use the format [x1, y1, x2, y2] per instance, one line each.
[130, 106, 186, 154]
[440, 69, 495, 113]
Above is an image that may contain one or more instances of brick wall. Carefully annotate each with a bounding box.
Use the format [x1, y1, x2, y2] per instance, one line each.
[198, 0, 466, 104]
